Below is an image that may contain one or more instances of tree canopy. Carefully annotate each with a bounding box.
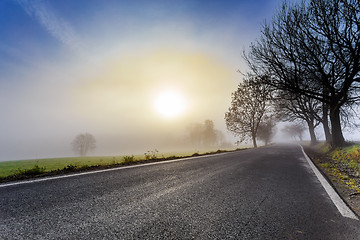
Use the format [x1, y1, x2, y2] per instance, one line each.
[225, 75, 273, 148]
[245, 0, 360, 146]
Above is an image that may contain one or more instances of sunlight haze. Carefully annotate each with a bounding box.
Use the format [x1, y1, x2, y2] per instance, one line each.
[0, 0, 285, 161]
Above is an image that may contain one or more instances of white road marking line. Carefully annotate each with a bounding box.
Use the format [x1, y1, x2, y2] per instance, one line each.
[0, 153, 228, 188]
[300, 145, 358, 220]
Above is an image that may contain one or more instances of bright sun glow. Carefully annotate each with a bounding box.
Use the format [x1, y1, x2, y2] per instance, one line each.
[154, 90, 186, 118]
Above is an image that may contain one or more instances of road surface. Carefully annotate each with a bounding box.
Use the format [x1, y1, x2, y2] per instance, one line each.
[1, 144, 359, 239]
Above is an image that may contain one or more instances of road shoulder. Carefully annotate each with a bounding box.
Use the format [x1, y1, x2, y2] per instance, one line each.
[303, 146, 360, 218]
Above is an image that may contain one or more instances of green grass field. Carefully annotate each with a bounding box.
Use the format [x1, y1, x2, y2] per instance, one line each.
[0, 149, 234, 179]
[0, 155, 129, 178]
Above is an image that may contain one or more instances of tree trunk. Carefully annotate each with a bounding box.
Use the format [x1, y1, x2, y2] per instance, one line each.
[252, 133, 258, 148]
[306, 120, 317, 145]
[322, 103, 332, 143]
[329, 106, 345, 147]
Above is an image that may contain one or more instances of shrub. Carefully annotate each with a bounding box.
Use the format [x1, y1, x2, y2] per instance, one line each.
[191, 152, 200, 157]
[320, 143, 332, 154]
[123, 155, 135, 164]
[64, 164, 76, 171]
[144, 150, 158, 160]
[16, 165, 46, 176]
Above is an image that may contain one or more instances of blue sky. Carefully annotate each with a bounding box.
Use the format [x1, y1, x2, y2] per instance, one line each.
[0, 0, 288, 161]
[1, 0, 281, 73]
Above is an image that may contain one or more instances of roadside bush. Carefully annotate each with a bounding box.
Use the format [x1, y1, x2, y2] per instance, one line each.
[191, 152, 200, 157]
[144, 150, 158, 160]
[123, 155, 135, 164]
[320, 143, 332, 154]
[16, 165, 46, 176]
[64, 164, 76, 171]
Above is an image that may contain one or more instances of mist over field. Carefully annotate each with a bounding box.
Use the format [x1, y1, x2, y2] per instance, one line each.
[1, 0, 359, 162]
[0, 0, 270, 161]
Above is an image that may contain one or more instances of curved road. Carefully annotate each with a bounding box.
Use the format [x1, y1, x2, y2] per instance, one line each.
[1, 145, 359, 239]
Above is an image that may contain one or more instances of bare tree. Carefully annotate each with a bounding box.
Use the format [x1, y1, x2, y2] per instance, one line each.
[246, 0, 360, 146]
[257, 118, 276, 145]
[225, 75, 272, 148]
[275, 92, 322, 145]
[282, 124, 306, 141]
[72, 133, 96, 157]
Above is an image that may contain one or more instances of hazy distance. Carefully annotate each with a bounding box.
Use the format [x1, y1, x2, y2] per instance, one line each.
[1, 0, 358, 162]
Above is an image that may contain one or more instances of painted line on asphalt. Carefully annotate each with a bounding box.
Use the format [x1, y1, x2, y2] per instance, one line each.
[300, 145, 358, 220]
[0, 153, 228, 188]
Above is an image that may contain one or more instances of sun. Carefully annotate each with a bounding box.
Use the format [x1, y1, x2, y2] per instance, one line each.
[154, 90, 186, 118]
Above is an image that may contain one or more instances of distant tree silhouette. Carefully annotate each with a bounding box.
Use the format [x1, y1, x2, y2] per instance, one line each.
[257, 118, 276, 145]
[282, 124, 306, 142]
[186, 120, 226, 148]
[203, 120, 217, 147]
[72, 133, 96, 156]
[275, 92, 322, 145]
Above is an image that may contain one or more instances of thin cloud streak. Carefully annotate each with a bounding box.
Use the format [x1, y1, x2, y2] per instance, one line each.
[15, 0, 81, 51]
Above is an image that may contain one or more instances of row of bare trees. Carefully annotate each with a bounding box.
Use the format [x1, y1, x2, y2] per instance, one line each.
[226, 0, 360, 148]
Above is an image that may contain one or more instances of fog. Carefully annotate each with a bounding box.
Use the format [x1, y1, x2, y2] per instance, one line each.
[1, 0, 330, 162]
[0, 51, 239, 161]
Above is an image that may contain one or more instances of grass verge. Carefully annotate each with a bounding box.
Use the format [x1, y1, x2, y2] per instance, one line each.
[0, 148, 244, 183]
[303, 142, 360, 215]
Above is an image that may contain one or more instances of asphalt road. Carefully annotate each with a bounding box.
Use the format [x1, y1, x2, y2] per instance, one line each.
[1, 144, 359, 239]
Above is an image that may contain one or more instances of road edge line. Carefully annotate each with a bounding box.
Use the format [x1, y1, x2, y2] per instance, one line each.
[300, 145, 358, 220]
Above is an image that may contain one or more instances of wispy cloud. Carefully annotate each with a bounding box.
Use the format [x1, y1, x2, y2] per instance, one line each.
[16, 0, 81, 50]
